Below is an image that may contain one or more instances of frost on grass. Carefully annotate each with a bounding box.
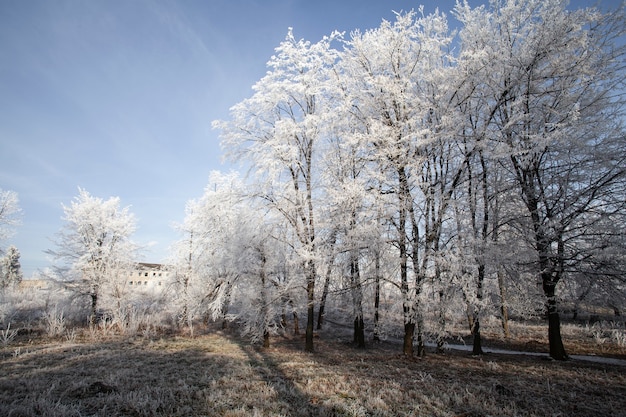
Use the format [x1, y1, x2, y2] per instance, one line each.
[0, 331, 625, 417]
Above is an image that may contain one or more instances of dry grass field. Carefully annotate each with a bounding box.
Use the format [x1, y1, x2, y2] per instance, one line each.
[1, 322, 625, 417]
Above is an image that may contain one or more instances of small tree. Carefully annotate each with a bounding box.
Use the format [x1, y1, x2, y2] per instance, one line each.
[1, 246, 23, 289]
[47, 188, 137, 325]
[0, 189, 21, 246]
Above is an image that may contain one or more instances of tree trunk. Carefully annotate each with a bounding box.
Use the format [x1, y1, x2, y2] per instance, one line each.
[263, 330, 270, 348]
[221, 282, 232, 330]
[317, 233, 336, 330]
[354, 316, 365, 348]
[260, 252, 270, 348]
[373, 251, 381, 342]
[472, 316, 483, 355]
[415, 310, 426, 357]
[497, 268, 510, 338]
[403, 322, 415, 357]
[545, 282, 568, 360]
[305, 262, 315, 352]
[89, 291, 98, 326]
[350, 250, 365, 348]
[317, 261, 332, 330]
[397, 166, 414, 357]
[293, 309, 300, 335]
[472, 264, 485, 355]
[436, 289, 446, 354]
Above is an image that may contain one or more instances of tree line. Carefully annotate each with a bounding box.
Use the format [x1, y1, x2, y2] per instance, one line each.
[6, 0, 624, 362]
[210, 0, 626, 360]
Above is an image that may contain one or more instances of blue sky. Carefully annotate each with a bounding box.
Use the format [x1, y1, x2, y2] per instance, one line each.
[0, 0, 619, 277]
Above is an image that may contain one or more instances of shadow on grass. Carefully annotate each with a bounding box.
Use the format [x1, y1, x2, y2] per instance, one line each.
[0, 335, 330, 417]
[240, 343, 328, 416]
[236, 335, 385, 417]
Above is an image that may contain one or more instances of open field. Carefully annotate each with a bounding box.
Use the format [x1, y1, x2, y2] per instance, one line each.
[1, 322, 625, 417]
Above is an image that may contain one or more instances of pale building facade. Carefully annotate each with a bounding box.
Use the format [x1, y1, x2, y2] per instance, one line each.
[126, 263, 172, 292]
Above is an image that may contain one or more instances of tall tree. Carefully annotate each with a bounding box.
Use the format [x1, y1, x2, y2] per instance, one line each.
[340, 9, 459, 356]
[47, 188, 137, 324]
[455, 0, 626, 359]
[215, 29, 341, 352]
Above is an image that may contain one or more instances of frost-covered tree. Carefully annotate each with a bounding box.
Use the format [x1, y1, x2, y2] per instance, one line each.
[321, 129, 374, 347]
[339, 8, 461, 356]
[454, 0, 626, 359]
[0, 245, 22, 289]
[215, 29, 341, 352]
[47, 188, 137, 324]
[173, 171, 300, 346]
[0, 189, 21, 246]
[170, 171, 245, 328]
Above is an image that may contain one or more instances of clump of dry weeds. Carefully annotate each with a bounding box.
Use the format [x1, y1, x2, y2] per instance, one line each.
[0, 327, 624, 416]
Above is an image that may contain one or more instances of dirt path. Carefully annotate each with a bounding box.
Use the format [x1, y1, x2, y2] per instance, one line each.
[322, 318, 626, 366]
[441, 342, 626, 366]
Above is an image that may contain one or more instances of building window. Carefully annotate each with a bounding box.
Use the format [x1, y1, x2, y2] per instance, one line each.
[144, 281, 148, 285]
[129, 281, 133, 285]
[145, 272, 148, 277]
[158, 281, 162, 286]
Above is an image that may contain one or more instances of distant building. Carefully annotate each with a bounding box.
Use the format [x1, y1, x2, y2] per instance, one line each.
[126, 262, 172, 292]
[18, 279, 55, 291]
[18, 263, 173, 295]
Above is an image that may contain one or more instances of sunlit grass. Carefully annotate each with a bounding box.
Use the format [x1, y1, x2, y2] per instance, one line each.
[0, 326, 624, 416]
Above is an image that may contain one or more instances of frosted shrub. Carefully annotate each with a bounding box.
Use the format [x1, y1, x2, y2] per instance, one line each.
[585, 320, 626, 348]
[610, 329, 626, 348]
[97, 316, 116, 336]
[1, 322, 18, 346]
[64, 328, 77, 344]
[43, 305, 66, 337]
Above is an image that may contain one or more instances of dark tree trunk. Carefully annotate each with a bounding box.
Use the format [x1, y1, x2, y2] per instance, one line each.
[317, 263, 332, 330]
[373, 252, 381, 342]
[354, 316, 365, 348]
[403, 322, 415, 357]
[545, 282, 568, 360]
[472, 264, 485, 355]
[472, 316, 483, 355]
[263, 330, 270, 348]
[516, 162, 568, 360]
[293, 308, 300, 335]
[317, 234, 336, 330]
[350, 249, 365, 348]
[89, 291, 98, 326]
[305, 262, 315, 352]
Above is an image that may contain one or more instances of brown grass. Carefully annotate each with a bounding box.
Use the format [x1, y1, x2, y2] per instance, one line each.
[0, 325, 625, 417]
